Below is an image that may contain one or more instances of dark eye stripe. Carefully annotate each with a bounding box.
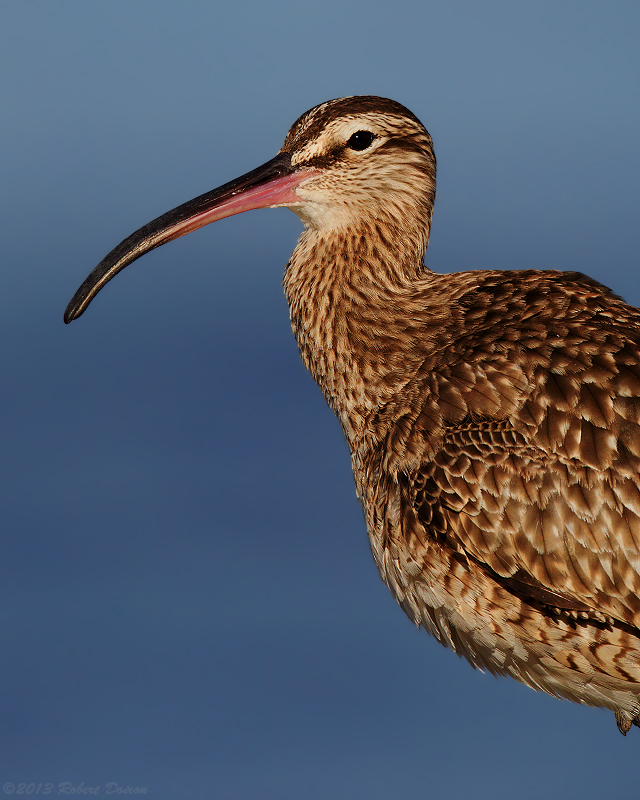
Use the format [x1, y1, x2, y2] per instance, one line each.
[346, 131, 376, 151]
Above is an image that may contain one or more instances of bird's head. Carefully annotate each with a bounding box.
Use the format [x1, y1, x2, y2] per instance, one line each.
[64, 96, 436, 323]
[281, 96, 436, 234]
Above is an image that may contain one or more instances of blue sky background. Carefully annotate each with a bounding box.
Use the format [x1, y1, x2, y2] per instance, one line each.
[1, 1, 640, 797]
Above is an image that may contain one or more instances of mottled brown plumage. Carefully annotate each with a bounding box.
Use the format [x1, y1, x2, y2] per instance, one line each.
[65, 96, 640, 734]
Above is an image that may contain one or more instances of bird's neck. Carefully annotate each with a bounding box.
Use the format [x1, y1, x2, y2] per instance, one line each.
[283, 220, 445, 450]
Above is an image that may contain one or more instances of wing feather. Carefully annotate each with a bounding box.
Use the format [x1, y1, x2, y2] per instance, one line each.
[370, 273, 640, 633]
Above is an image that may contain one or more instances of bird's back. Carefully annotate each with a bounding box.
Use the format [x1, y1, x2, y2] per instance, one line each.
[356, 268, 640, 733]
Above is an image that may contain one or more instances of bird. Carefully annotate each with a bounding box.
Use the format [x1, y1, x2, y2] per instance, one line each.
[65, 95, 640, 734]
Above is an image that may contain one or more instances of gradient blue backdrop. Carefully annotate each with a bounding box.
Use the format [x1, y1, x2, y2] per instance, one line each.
[2, 1, 639, 797]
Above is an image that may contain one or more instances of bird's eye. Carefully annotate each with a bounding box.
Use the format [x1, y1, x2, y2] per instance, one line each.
[346, 131, 376, 151]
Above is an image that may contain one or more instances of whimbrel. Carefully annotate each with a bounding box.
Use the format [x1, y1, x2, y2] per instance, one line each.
[65, 96, 640, 734]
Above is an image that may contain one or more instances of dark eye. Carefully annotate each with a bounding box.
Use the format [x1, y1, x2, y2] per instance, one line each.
[346, 130, 375, 151]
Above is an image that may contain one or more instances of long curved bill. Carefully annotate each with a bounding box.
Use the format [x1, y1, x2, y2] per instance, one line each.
[64, 152, 315, 323]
